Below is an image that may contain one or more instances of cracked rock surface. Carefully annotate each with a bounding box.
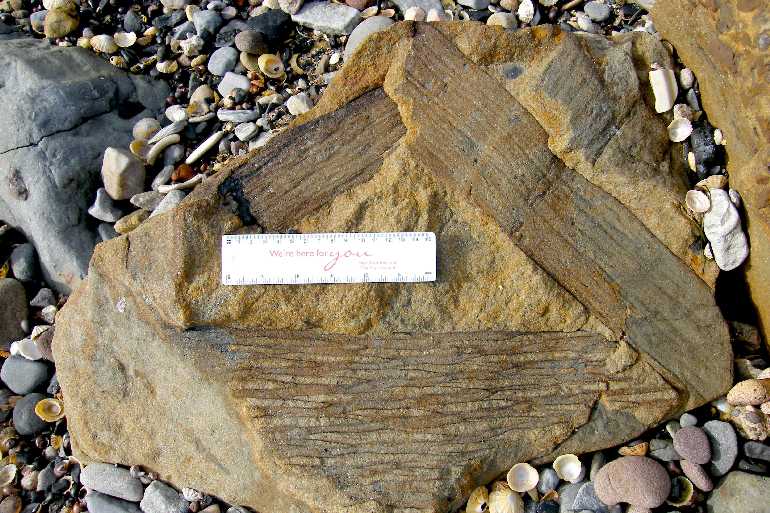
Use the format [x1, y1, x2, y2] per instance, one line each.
[0, 34, 168, 293]
[54, 23, 732, 513]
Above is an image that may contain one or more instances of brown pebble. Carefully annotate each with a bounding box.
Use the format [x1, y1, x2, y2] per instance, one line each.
[673, 426, 711, 464]
[172, 164, 195, 182]
[680, 460, 713, 492]
[727, 378, 770, 406]
[730, 405, 769, 440]
[619, 442, 649, 456]
[234, 30, 268, 55]
[345, 0, 371, 9]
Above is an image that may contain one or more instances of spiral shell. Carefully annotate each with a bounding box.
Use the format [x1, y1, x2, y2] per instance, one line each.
[114, 31, 137, 48]
[90, 34, 118, 54]
[506, 463, 538, 493]
[34, 398, 65, 423]
[257, 54, 284, 79]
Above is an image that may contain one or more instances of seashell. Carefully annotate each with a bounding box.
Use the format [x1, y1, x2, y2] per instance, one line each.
[157, 173, 204, 193]
[180, 35, 204, 56]
[360, 6, 379, 17]
[240, 52, 261, 72]
[666, 476, 694, 507]
[679, 67, 695, 89]
[148, 120, 186, 145]
[649, 67, 678, 113]
[506, 463, 538, 493]
[50, 434, 63, 450]
[517, 0, 534, 23]
[489, 483, 523, 513]
[114, 31, 137, 48]
[329, 52, 341, 66]
[189, 112, 216, 123]
[729, 188, 741, 207]
[185, 131, 225, 164]
[685, 190, 710, 213]
[553, 454, 584, 483]
[687, 151, 696, 172]
[257, 54, 284, 79]
[76, 36, 91, 49]
[404, 6, 425, 21]
[136, 35, 153, 46]
[90, 34, 118, 54]
[289, 53, 304, 75]
[130, 140, 149, 160]
[13, 338, 42, 361]
[133, 117, 161, 141]
[34, 398, 64, 423]
[156, 59, 179, 74]
[714, 128, 724, 145]
[146, 134, 181, 165]
[109, 56, 128, 69]
[695, 174, 727, 190]
[165, 105, 188, 123]
[0, 465, 16, 487]
[20, 470, 37, 491]
[379, 8, 395, 16]
[426, 8, 445, 21]
[667, 118, 692, 142]
[618, 441, 649, 457]
[466, 485, 488, 513]
[0, 494, 21, 513]
[672, 103, 694, 121]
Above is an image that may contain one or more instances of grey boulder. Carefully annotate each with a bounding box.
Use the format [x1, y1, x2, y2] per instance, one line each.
[0, 35, 167, 293]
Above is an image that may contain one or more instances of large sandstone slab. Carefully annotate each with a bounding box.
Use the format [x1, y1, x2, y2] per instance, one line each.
[652, 0, 770, 339]
[54, 24, 731, 513]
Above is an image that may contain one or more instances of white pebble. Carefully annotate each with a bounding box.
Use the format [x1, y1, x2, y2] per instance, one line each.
[667, 118, 692, 142]
[703, 189, 749, 271]
[679, 67, 695, 89]
[517, 0, 534, 23]
[426, 8, 445, 21]
[487, 12, 517, 29]
[649, 66, 678, 113]
[714, 128, 724, 145]
[286, 92, 313, 116]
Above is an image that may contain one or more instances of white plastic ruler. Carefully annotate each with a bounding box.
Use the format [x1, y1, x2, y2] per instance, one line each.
[221, 232, 436, 285]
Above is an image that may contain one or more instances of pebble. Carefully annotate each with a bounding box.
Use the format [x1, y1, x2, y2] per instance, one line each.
[234, 122, 259, 141]
[517, 0, 535, 23]
[556, 482, 583, 513]
[744, 441, 770, 462]
[30, 288, 56, 309]
[703, 420, 738, 476]
[589, 452, 606, 481]
[88, 188, 123, 223]
[286, 92, 313, 115]
[487, 12, 517, 29]
[101, 147, 146, 201]
[234, 30, 268, 54]
[738, 458, 768, 473]
[40, 305, 57, 324]
[404, 6, 426, 20]
[707, 471, 770, 513]
[140, 481, 189, 513]
[1, 356, 50, 394]
[0, 279, 26, 347]
[703, 189, 749, 271]
[665, 420, 680, 437]
[164, 144, 186, 166]
[98, 223, 118, 242]
[13, 392, 48, 436]
[81, 464, 145, 502]
[680, 460, 713, 492]
[572, 482, 609, 513]
[150, 190, 187, 218]
[246, 10, 293, 46]
[730, 405, 769, 441]
[458, 0, 490, 9]
[217, 109, 260, 122]
[115, 210, 150, 235]
[36, 465, 55, 492]
[30, 10, 47, 33]
[679, 412, 698, 427]
[584, 1, 610, 22]
[207, 46, 238, 76]
[86, 491, 143, 513]
[192, 9, 224, 39]
[673, 426, 711, 464]
[217, 72, 251, 97]
[44, 8, 78, 38]
[10, 243, 36, 282]
[536, 468, 559, 494]
[727, 378, 770, 406]
[343, 15, 393, 59]
[130, 191, 165, 211]
[576, 12, 598, 33]
[152, 166, 175, 191]
[679, 68, 695, 89]
[593, 456, 670, 508]
[291, 1, 362, 35]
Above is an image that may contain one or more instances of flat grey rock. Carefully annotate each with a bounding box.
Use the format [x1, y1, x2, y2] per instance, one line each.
[1, 356, 50, 395]
[291, 1, 361, 35]
[140, 481, 188, 513]
[457, 0, 489, 9]
[150, 190, 186, 218]
[81, 464, 145, 502]
[10, 243, 36, 281]
[703, 420, 738, 476]
[13, 392, 48, 435]
[0, 36, 167, 293]
[86, 491, 143, 513]
[744, 441, 770, 462]
[0, 278, 26, 347]
[89, 188, 123, 223]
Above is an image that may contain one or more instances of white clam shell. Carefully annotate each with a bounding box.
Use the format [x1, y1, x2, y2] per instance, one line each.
[360, 6, 379, 17]
[667, 118, 692, 143]
[506, 463, 538, 493]
[132, 117, 161, 141]
[156, 59, 179, 74]
[517, 0, 534, 23]
[489, 484, 523, 513]
[114, 31, 137, 48]
[146, 134, 181, 165]
[685, 189, 710, 213]
[90, 34, 118, 54]
[552, 454, 584, 483]
[0, 465, 17, 487]
[649, 67, 678, 113]
[165, 104, 189, 123]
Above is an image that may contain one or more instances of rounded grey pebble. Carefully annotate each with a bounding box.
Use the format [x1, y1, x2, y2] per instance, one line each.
[679, 412, 698, 427]
[81, 464, 145, 502]
[584, 0, 611, 22]
[13, 392, 48, 436]
[537, 467, 560, 494]
[140, 481, 189, 513]
[37, 464, 56, 492]
[10, 243, 36, 282]
[208, 46, 238, 76]
[744, 441, 770, 462]
[590, 451, 606, 481]
[703, 420, 738, 476]
[1, 356, 50, 395]
[86, 491, 143, 513]
[29, 288, 55, 308]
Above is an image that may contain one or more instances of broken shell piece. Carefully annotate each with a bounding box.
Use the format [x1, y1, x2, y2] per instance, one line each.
[695, 174, 728, 190]
[76, 36, 91, 49]
[404, 6, 425, 20]
[666, 476, 694, 507]
[649, 67, 678, 113]
[257, 54, 284, 78]
[685, 190, 710, 214]
[506, 463, 538, 493]
[165, 105, 188, 123]
[114, 31, 137, 48]
[156, 59, 179, 74]
[517, 0, 534, 23]
[360, 6, 379, 17]
[146, 134, 181, 165]
[90, 34, 118, 54]
[180, 35, 204, 56]
[185, 131, 224, 165]
[12, 338, 43, 361]
[553, 454, 584, 483]
[0, 465, 16, 487]
[129, 140, 149, 160]
[703, 189, 749, 271]
[714, 128, 724, 145]
[157, 173, 204, 193]
[672, 103, 694, 121]
[466, 486, 488, 513]
[110, 56, 128, 69]
[667, 118, 692, 143]
[729, 189, 741, 207]
[34, 398, 64, 423]
[687, 151, 696, 172]
[148, 121, 187, 145]
[489, 484, 524, 513]
[132, 117, 161, 141]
